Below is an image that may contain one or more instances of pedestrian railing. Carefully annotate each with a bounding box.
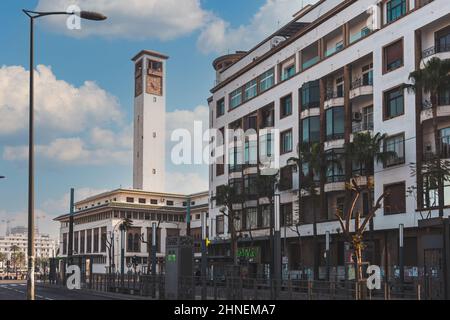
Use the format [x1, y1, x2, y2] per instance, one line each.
[44, 273, 431, 300]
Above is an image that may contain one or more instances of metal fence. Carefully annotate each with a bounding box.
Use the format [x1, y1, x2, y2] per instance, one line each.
[70, 274, 426, 300]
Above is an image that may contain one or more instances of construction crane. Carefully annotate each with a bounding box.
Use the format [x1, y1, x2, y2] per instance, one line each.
[1, 218, 14, 236]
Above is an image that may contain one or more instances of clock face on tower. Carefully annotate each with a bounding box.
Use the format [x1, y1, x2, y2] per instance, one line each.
[147, 75, 163, 96]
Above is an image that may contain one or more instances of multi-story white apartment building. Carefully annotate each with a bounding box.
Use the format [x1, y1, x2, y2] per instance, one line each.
[208, 0, 450, 283]
[0, 232, 57, 270]
[54, 50, 209, 275]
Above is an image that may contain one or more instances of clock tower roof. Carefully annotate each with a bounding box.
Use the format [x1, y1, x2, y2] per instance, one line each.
[132, 50, 169, 62]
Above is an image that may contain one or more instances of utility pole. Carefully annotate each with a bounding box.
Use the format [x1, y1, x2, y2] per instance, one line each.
[186, 197, 191, 236]
[68, 188, 75, 266]
[201, 212, 208, 300]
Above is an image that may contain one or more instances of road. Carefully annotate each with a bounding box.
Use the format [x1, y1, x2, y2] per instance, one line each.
[0, 281, 122, 300]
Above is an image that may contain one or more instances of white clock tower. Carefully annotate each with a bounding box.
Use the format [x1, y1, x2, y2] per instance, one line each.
[132, 50, 168, 192]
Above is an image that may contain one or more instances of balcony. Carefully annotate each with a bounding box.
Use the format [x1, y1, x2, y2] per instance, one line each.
[324, 89, 344, 109]
[420, 98, 450, 123]
[324, 175, 346, 193]
[352, 121, 374, 134]
[349, 28, 372, 44]
[302, 56, 320, 70]
[421, 43, 450, 66]
[350, 76, 373, 100]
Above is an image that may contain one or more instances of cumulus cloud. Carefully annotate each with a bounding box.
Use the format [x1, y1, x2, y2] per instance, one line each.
[166, 105, 209, 137]
[166, 172, 208, 195]
[198, 0, 319, 54]
[35, 0, 210, 40]
[0, 65, 122, 136]
[3, 136, 132, 166]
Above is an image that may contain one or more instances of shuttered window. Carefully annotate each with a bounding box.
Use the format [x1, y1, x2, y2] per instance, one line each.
[384, 39, 403, 73]
[384, 182, 406, 215]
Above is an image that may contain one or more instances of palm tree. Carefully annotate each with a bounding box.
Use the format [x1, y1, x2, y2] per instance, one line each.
[213, 185, 244, 267]
[0, 252, 7, 269]
[344, 132, 396, 255]
[288, 142, 341, 280]
[407, 57, 450, 217]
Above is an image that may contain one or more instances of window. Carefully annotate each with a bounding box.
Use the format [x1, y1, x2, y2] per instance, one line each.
[93, 228, 99, 253]
[139, 198, 146, 204]
[335, 77, 344, 98]
[280, 130, 293, 154]
[260, 133, 274, 158]
[244, 79, 258, 101]
[261, 104, 274, 128]
[150, 199, 158, 205]
[259, 205, 271, 228]
[386, 0, 406, 23]
[279, 166, 293, 191]
[86, 229, 92, 253]
[126, 197, 134, 203]
[280, 203, 293, 227]
[216, 216, 225, 235]
[230, 88, 243, 109]
[74, 231, 79, 254]
[244, 174, 258, 199]
[259, 69, 275, 93]
[362, 63, 373, 86]
[166, 200, 174, 206]
[281, 63, 295, 81]
[384, 86, 404, 119]
[302, 117, 320, 144]
[80, 231, 85, 254]
[440, 127, 450, 158]
[384, 134, 405, 167]
[216, 98, 225, 118]
[244, 138, 258, 165]
[438, 87, 450, 106]
[245, 208, 258, 230]
[127, 233, 133, 252]
[216, 127, 225, 176]
[300, 80, 320, 110]
[280, 94, 293, 118]
[384, 182, 406, 215]
[62, 233, 67, 255]
[362, 106, 374, 131]
[383, 39, 403, 73]
[230, 178, 243, 196]
[326, 149, 345, 183]
[326, 107, 345, 140]
[436, 26, 450, 53]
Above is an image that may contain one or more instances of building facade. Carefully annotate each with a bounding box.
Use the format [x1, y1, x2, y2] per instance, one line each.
[54, 189, 208, 274]
[0, 232, 56, 271]
[208, 0, 450, 284]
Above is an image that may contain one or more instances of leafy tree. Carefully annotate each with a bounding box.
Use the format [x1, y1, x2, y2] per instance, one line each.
[213, 185, 244, 266]
[407, 57, 450, 216]
[288, 142, 341, 280]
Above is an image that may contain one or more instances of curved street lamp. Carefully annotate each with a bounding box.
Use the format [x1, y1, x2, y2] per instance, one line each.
[22, 8, 107, 301]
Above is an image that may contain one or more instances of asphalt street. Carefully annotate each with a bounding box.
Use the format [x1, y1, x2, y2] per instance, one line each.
[0, 281, 121, 300]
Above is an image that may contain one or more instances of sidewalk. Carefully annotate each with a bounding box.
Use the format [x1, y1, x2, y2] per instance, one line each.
[37, 282, 155, 300]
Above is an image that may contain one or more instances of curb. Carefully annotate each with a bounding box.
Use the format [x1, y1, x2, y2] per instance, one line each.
[37, 283, 155, 300]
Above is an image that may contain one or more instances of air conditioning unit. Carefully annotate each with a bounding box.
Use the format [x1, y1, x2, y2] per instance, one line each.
[352, 112, 362, 122]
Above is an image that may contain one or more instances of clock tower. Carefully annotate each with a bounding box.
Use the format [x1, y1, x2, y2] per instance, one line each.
[132, 50, 168, 192]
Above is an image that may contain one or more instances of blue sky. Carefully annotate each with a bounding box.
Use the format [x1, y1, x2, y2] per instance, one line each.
[0, 0, 315, 238]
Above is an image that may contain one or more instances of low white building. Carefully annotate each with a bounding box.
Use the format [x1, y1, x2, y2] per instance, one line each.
[54, 189, 208, 274]
[0, 232, 57, 270]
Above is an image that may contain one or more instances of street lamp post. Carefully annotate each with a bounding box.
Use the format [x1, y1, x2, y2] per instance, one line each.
[22, 8, 106, 300]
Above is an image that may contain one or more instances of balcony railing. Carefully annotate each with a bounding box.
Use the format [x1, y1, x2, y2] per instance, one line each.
[326, 175, 346, 183]
[352, 121, 374, 133]
[325, 45, 343, 57]
[351, 75, 373, 90]
[325, 89, 344, 100]
[422, 43, 450, 59]
[422, 96, 450, 110]
[302, 56, 320, 70]
[349, 28, 372, 44]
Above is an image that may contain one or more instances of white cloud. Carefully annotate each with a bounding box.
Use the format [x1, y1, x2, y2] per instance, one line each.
[3, 136, 132, 166]
[35, 0, 210, 41]
[0, 65, 122, 136]
[166, 105, 209, 137]
[198, 0, 319, 54]
[166, 172, 208, 195]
